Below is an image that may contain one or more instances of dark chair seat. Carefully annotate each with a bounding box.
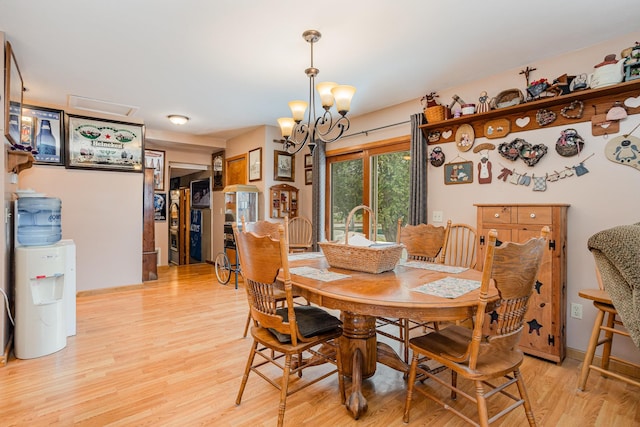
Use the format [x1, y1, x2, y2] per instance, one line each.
[269, 305, 342, 343]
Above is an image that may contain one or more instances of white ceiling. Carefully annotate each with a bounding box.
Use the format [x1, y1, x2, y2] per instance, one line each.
[2, 0, 640, 145]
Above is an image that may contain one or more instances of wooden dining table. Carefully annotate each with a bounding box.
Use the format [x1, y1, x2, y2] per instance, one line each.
[284, 254, 497, 420]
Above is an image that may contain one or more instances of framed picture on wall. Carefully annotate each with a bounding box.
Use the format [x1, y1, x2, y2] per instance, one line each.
[21, 104, 65, 165]
[190, 178, 211, 209]
[212, 150, 225, 191]
[274, 150, 295, 182]
[444, 160, 474, 185]
[66, 114, 144, 172]
[154, 192, 167, 221]
[305, 169, 313, 185]
[248, 147, 262, 181]
[4, 41, 24, 149]
[304, 154, 313, 168]
[145, 149, 165, 191]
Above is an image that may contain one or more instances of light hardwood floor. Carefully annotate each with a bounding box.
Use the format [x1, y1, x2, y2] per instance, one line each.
[1, 263, 638, 426]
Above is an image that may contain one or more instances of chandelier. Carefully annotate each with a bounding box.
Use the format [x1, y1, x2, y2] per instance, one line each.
[277, 30, 356, 154]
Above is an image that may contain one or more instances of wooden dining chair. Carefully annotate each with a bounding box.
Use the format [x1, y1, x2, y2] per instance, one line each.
[578, 224, 640, 391]
[240, 218, 288, 338]
[403, 226, 549, 427]
[443, 223, 477, 269]
[233, 223, 345, 427]
[376, 219, 451, 363]
[288, 215, 313, 253]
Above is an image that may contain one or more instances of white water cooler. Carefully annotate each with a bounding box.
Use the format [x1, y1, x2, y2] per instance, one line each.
[13, 195, 74, 359]
[14, 244, 67, 359]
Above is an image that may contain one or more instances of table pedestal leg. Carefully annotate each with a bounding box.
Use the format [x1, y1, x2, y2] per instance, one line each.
[339, 312, 376, 419]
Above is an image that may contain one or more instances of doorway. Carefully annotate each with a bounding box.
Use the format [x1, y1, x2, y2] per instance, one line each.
[168, 162, 213, 265]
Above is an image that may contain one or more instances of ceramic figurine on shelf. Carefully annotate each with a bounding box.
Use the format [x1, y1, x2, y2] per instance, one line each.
[477, 91, 490, 114]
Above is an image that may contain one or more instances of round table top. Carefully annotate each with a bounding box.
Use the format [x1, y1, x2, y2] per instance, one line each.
[286, 256, 496, 321]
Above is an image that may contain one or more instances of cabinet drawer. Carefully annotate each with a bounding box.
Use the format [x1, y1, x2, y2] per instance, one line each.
[481, 206, 512, 224]
[516, 206, 552, 225]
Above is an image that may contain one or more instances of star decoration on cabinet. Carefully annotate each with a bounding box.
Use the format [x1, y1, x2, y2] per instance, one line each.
[534, 280, 543, 294]
[527, 319, 543, 336]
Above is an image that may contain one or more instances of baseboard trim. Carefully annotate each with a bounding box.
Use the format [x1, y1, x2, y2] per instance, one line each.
[77, 284, 144, 297]
[566, 347, 640, 380]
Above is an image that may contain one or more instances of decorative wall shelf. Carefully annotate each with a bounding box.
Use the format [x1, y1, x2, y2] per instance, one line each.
[420, 79, 640, 144]
[7, 150, 34, 174]
[270, 184, 298, 219]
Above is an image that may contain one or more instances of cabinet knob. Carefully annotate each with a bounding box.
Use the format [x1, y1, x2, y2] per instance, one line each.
[494, 213, 499, 218]
[530, 213, 536, 218]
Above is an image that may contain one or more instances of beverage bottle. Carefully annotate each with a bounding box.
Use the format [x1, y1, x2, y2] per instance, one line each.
[36, 120, 57, 155]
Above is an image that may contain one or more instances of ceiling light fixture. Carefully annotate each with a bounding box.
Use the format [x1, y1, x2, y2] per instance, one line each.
[278, 30, 356, 154]
[167, 115, 189, 125]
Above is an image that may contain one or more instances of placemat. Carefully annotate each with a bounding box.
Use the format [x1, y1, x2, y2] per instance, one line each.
[412, 276, 481, 298]
[290, 266, 351, 282]
[402, 260, 468, 274]
[288, 252, 325, 261]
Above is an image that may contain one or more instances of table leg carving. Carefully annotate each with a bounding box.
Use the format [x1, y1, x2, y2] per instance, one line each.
[346, 348, 368, 419]
[339, 312, 376, 419]
[376, 341, 409, 373]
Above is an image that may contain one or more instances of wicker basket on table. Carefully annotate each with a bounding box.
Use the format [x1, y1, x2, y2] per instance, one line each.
[318, 205, 404, 274]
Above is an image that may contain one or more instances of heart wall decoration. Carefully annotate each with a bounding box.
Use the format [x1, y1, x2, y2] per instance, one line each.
[515, 117, 530, 128]
[624, 96, 640, 109]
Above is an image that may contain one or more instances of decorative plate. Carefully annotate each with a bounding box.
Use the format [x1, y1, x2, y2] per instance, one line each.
[455, 124, 475, 152]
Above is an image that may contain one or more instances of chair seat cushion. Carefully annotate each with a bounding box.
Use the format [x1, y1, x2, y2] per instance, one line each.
[269, 306, 342, 343]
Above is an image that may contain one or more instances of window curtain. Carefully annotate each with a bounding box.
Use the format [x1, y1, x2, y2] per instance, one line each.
[409, 113, 427, 225]
[311, 140, 325, 251]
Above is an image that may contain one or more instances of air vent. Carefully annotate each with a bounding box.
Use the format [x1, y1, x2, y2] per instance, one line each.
[67, 95, 139, 117]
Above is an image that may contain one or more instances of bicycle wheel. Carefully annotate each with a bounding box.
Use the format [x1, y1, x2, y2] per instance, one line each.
[215, 252, 231, 284]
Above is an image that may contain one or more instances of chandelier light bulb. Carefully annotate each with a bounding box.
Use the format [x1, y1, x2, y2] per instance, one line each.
[277, 117, 295, 138]
[316, 82, 337, 108]
[331, 85, 356, 115]
[288, 100, 308, 122]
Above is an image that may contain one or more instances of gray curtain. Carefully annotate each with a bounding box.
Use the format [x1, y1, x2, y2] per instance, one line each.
[409, 113, 427, 225]
[311, 140, 325, 250]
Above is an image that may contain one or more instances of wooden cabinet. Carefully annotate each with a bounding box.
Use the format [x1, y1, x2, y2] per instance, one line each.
[475, 204, 569, 364]
[270, 184, 298, 219]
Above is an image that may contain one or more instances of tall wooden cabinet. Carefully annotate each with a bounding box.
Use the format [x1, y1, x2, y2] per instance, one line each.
[475, 204, 569, 364]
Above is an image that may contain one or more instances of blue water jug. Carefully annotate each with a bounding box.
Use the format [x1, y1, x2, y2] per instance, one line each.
[16, 197, 62, 246]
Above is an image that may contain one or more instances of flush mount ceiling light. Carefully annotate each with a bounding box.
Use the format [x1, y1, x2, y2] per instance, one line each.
[277, 29, 356, 154]
[167, 115, 190, 125]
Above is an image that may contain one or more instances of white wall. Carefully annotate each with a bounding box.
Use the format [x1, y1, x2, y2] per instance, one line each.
[324, 31, 640, 360]
[18, 165, 143, 292]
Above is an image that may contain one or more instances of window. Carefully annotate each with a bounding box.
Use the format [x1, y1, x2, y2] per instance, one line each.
[327, 138, 410, 242]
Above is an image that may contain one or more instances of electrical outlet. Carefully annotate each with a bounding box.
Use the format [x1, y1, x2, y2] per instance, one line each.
[570, 303, 583, 319]
[432, 210, 443, 223]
